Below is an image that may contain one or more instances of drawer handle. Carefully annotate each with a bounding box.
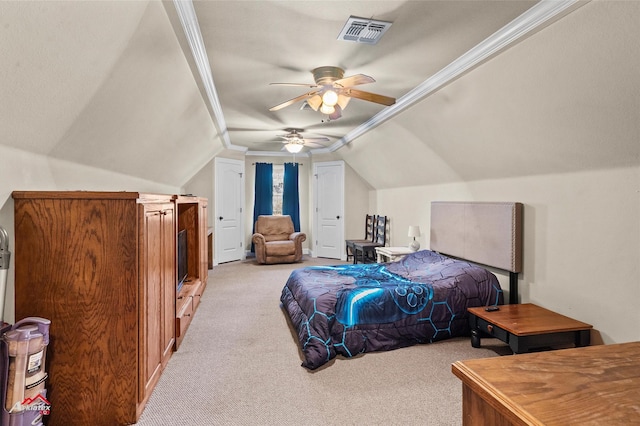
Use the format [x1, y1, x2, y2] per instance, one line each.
[487, 324, 494, 333]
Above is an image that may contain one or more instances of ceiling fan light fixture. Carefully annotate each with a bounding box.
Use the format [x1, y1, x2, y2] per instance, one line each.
[320, 103, 335, 115]
[321, 89, 339, 107]
[284, 142, 304, 153]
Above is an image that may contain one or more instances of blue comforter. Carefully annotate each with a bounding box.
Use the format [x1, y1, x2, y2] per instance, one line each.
[280, 250, 503, 369]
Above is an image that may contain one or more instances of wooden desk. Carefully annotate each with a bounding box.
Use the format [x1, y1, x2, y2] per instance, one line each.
[452, 342, 640, 425]
[468, 303, 592, 353]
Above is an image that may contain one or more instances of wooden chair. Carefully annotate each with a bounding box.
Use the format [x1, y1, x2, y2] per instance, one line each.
[352, 215, 388, 264]
[345, 214, 376, 262]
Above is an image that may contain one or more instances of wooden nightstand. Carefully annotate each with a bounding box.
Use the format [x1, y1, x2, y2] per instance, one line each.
[467, 303, 592, 353]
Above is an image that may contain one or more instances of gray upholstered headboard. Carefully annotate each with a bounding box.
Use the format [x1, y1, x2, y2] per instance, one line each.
[430, 201, 523, 302]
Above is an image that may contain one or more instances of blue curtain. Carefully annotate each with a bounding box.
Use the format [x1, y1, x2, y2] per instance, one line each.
[252, 162, 273, 252]
[283, 162, 301, 232]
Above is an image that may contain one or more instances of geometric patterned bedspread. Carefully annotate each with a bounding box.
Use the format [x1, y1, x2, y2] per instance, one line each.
[280, 250, 503, 369]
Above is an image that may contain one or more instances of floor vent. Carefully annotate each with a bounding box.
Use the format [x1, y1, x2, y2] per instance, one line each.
[337, 16, 392, 45]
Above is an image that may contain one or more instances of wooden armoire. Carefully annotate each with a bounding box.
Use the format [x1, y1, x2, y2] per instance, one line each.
[12, 191, 180, 425]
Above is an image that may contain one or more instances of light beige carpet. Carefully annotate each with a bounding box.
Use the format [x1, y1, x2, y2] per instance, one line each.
[137, 256, 508, 425]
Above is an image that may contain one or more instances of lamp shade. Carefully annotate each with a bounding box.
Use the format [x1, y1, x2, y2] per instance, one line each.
[408, 226, 421, 238]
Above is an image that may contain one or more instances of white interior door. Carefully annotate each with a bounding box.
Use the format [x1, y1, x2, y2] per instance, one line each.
[314, 161, 344, 259]
[215, 157, 245, 264]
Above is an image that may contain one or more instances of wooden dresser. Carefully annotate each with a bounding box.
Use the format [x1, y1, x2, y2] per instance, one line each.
[11, 191, 206, 425]
[452, 342, 640, 425]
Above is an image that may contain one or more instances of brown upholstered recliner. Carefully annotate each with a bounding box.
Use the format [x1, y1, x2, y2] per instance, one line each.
[252, 215, 306, 264]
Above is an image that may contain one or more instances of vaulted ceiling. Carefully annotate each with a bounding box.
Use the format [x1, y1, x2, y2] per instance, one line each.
[2, 1, 638, 189]
[166, 0, 538, 154]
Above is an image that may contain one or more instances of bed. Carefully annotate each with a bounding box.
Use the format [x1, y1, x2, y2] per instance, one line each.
[280, 201, 523, 369]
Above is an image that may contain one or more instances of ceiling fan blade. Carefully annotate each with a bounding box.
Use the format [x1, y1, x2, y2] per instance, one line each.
[302, 137, 330, 143]
[269, 90, 319, 111]
[257, 141, 289, 151]
[304, 142, 329, 149]
[344, 88, 396, 106]
[270, 82, 318, 88]
[333, 73, 375, 88]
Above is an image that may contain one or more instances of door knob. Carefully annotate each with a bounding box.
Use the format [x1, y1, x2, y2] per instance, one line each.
[218, 216, 223, 221]
[336, 215, 341, 219]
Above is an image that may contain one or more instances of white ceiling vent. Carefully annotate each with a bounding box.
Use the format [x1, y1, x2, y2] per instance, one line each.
[337, 16, 392, 45]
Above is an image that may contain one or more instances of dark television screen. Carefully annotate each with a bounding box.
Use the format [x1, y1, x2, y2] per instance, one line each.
[177, 229, 188, 291]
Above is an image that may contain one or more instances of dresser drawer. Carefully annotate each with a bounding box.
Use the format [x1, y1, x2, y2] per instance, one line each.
[476, 317, 508, 341]
[191, 281, 203, 312]
[176, 296, 194, 338]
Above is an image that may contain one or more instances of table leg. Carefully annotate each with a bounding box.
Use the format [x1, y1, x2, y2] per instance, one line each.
[509, 337, 528, 354]
[470, 328, 481, 348]
[576, 330, 591, 347]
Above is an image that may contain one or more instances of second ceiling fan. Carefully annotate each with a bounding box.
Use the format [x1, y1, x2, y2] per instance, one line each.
[278, 129, 330, 153]
[269, 66, 395, 120]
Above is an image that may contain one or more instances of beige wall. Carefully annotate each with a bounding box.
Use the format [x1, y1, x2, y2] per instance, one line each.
[343, 162, 375, 241]
[375, 166, 639, 345]
[183, 158, 215, 226]
[0, 144, 181, 323]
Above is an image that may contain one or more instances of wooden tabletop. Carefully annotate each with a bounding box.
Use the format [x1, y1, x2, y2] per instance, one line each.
[468, 303, 592, 336]
[452, 341, 640, 425]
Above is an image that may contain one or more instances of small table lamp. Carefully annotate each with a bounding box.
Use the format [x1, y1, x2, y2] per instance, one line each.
[408, 226, 421, 251]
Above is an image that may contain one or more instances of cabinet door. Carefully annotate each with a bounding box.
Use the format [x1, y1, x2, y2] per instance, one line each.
[139, 205, 164, 402]
[13, 194, 140, 424]
[139, 203, 175, 403]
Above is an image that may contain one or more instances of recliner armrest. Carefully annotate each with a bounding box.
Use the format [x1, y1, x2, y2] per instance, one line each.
[252, 233, 266, 244]
[252, 233, 267, 264]
[289, 232, 306, 243]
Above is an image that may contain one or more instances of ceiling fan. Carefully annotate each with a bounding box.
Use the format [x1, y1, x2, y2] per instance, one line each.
[278, 129, 330, 153]
[269, 66, 396, 120]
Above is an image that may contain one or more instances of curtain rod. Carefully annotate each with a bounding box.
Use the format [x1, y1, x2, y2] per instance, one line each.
[252, 162, 303, 166]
